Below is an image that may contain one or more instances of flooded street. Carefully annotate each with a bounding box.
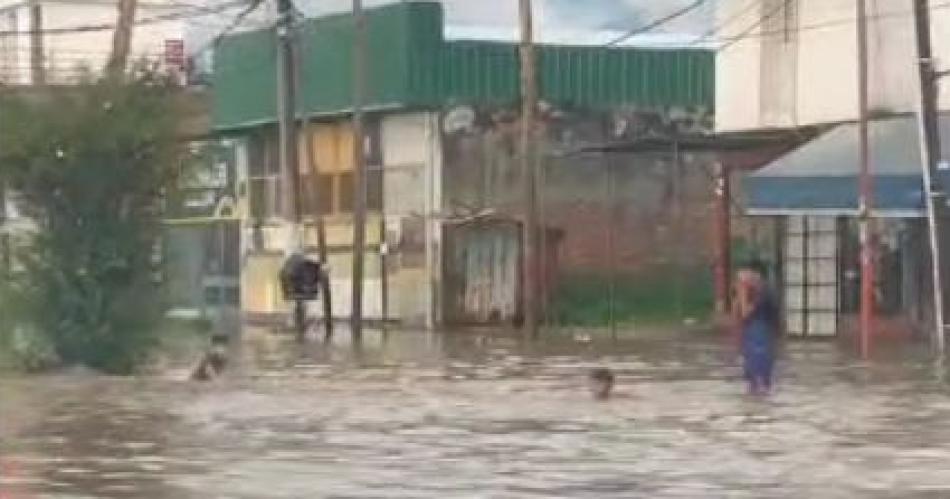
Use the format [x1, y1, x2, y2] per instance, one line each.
[4, 330, 950, 498]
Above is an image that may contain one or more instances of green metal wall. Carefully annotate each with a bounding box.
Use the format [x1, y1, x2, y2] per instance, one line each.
[212, 2, 714, 131]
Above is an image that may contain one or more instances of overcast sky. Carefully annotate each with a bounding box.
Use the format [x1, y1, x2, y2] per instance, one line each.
[188, 0, 715, 58]
[293, 0, 714, 32]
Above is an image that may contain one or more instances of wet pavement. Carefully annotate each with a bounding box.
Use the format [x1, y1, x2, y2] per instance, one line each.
[3, 329, 950, 498]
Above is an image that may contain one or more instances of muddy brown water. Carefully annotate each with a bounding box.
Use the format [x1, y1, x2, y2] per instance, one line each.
[3, 329, 950, 498]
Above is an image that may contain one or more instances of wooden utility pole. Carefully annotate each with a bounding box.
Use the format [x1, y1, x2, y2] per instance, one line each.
[29, 4, 44, 85]
[519, 0, 540, 339]
[856, 0, 874, 359]
[107, 0, 137, 76]
[276, 0, 307, 340]
[276, 0, 302, 224]
[350, 0, 368, 343]
[912, 0, 946, 354]
[714, 162, 732, 315]
[295, 25, 335, 343]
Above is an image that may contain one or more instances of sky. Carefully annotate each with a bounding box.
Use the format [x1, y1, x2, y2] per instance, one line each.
[292, 0, 715, 32]
[187, 0, 715, 48]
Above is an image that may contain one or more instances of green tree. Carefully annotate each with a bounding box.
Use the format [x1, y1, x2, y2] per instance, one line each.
[0, 74, 182, 373]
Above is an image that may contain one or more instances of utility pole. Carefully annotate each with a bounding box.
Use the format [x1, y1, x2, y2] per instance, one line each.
[714, 162, 732, 315]
[519, 0, 540, 339]
[276, 0, 306, 339]
[856, 0, 874, 359]
[912, 0, 946, 354]
[294, 22, 335, 343]
[277, 0, 302, 225]
[107, 0, 137, 76]
[29, 4, 44, 85]
[350, 0, 368, 344]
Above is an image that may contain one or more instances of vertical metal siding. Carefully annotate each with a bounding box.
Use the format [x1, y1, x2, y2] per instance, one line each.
[213, 2, 715, 131]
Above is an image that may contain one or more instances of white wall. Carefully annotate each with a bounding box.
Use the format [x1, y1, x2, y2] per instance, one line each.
[380, 112, 442, 327]
[717, 0, 950, 131]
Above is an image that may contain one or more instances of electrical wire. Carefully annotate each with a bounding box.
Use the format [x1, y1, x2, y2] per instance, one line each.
[691, 0, 762, 46]
[0, 0, 248, 38]
[188, 0, 267, 58]
[713, 0, 950, 52]
[606, 0, 709, 47]
[716, 0, 788, 52]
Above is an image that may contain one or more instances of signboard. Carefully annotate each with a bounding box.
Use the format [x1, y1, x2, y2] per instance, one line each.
[164, 39, 185, 70]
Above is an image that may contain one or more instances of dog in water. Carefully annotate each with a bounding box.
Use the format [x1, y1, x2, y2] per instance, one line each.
[191, 334, 229, 381]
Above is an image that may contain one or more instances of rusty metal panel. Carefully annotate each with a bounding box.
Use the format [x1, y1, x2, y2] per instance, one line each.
[445, 220, 521, 324]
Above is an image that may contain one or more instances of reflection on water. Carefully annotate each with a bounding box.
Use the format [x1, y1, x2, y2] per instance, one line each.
[3, 329, 950, 498]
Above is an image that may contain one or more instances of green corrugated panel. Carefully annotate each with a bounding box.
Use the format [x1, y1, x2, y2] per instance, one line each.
[212, 27, 277, 130]
[212, 1, 714, 131]
[432, 42, 518, 105]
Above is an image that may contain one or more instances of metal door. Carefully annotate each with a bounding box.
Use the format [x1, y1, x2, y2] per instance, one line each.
[784, 216, 838, 337]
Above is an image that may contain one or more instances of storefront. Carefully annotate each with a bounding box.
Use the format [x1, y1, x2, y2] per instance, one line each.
[744, 115, 950, 339]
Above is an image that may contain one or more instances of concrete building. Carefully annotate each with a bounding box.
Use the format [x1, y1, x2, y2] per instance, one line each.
[717, 0, 950, 339]
[212, 1, 716, 328]
[717, 0, 950, 131]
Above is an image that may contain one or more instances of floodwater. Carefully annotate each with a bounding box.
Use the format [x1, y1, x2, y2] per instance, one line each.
[4, 328, 950, 498]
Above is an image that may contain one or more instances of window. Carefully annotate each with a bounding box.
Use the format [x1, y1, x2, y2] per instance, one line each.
[302, 173, 333, 216]
[338, 172, 354, 213]
[247, 128, 279, 177]
[368, 169, 383, 212]
[247, 128, 281, 219]
[365, 118, 383, 167]
[248, 177, 281, 220]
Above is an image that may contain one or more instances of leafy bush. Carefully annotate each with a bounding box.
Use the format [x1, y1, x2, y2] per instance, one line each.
[0, 74, 182, 373]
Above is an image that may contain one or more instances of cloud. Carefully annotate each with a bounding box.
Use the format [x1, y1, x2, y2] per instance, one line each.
[292, 0, 712, 33]
[187, 0, 713, 55]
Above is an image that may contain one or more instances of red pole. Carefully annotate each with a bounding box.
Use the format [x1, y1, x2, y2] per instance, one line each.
[714, 162, 732, 316]
[857, 0, 874, 359]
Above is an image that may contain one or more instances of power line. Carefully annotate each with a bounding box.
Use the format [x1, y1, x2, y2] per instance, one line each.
[713, 0, 950, 52]
[0, 0, 247, 38]
[189, 0, 266, 58]
[716, 0, 787, 52]
[691, 0, 762, 46]
[606, 0, 709, 47]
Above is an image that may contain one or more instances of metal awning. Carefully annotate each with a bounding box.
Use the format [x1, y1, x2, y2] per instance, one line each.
[745, 114, 950, 217]
[572, 127, 819, 171]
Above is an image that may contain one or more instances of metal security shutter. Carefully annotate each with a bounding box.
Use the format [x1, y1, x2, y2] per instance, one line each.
[784, 216, 838, 337]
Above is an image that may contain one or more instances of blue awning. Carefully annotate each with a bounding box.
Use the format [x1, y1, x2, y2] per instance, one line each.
[744, 115, 950, 217]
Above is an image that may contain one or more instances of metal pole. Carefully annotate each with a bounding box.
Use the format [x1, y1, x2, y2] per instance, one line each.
[380, 217, 388, 326]
[606, 155, 617, 340]
[519, 0, 540, 339]
[672, 140, 685, 320]
[714, 162, 733, 315]
[317, 216, 333, 342]
[424, 116, 436, 330]
[295, 17, 335, 343]
[539, 132, 550, 329]
[350, 0, 368, 343]
[857, 0, 874, 359]
[912, 0, 946, 354]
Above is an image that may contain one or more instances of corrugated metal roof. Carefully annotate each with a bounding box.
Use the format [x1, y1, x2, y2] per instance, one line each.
[443, 25, 710, 49]
[744, 114, 950, 215]
[212, 1, 714, 131]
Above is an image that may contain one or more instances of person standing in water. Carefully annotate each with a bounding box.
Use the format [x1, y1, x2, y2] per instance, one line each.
[735, 261, 780, 395]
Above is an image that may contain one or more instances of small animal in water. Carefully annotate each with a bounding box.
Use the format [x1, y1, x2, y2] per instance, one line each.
[589, 367, 615, 400]
[191, 334, 229, 381]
